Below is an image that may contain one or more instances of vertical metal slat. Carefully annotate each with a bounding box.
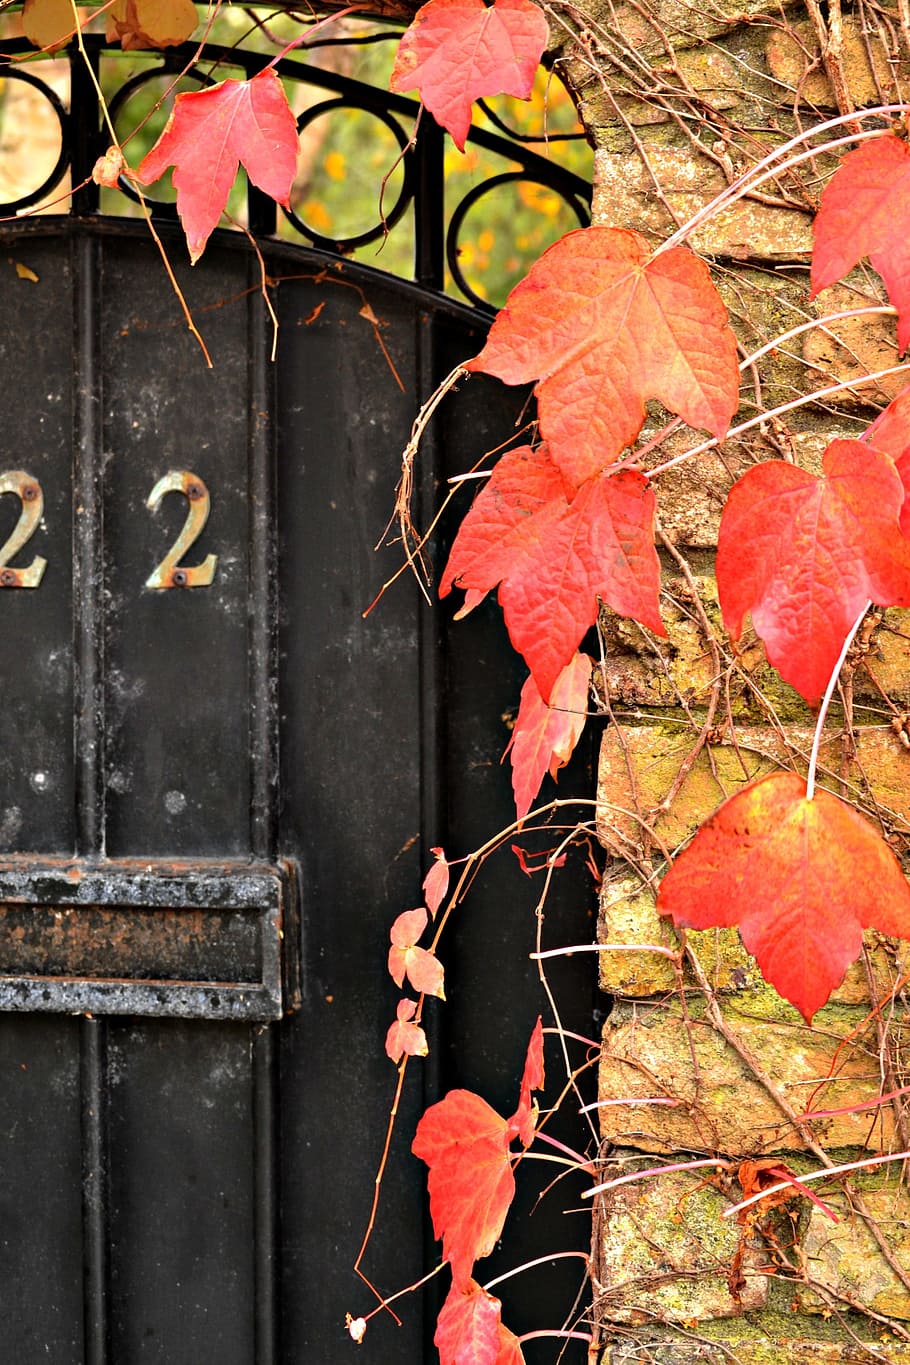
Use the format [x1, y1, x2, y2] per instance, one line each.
[248, 269, 280, 1365]
[73, 216, 110, 1360]
[80, 1017, 110, 1365]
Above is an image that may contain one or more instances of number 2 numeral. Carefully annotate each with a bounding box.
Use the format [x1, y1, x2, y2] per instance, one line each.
[0, 471, 47, 589]
[0, 468, 219, 592]
[145, 470, 218, 591]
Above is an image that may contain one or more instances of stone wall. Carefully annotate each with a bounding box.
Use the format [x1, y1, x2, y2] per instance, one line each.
[553, 0, 910, 1357]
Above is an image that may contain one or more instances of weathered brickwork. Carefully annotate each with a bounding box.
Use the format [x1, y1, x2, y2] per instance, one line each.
[572, 0, 910, 1353]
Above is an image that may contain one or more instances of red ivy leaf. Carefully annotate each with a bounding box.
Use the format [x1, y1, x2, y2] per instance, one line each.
[413, 1090, 514, 1289]
[810, 135, 910, 353]
[388, 907, 446, 998]
[657, 771, 910, 1023]
[506, 651, 592, 818]
[136, 70, 298, 263]
[441, 443, 663, 701]
[717, 440, 910, 705]
[389, 0, 547, 152]
[508, 1015, 544, 1147]
[511, 844, 566, 876]
[864, 387, 910, 459]
[494, 1324, 526, 1365]
[423, 846, 450, 919]
[413, 1019, 544, 1286]
[863, 389, 910, 533]
[467, 227, 740, 487]
[385, 998, 429, 1063]
[435, 1279, 516, 1365]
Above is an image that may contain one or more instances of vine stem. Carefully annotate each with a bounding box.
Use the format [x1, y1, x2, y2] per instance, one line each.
[644, 360, 910, 479]
[722, 1148, 910, 1220]
[656, 105, 908, 255]
[805, 600, 871, 800]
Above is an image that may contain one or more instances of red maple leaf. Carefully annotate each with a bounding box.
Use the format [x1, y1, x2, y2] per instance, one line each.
[413, 1020, 545, 1286]
[435, 1279, 501, 1364]
[388, 907, 445, 998]
[508, 1015, 544, 1148]
[656, 771, 910, 1022]
[717, 439, 910, 705]
[412, 1089, 515, 1289]
[506, 652, 591, 818]
[811, 135, 910, 353]
[435, 1280, 525, 1365]
[389, 0, 547, 152]
[441, 444, 663, 701]
[136, 70, 298, 263]
[423, 846, 450, 919]
[467, 227, 740, 487]
[385, 998, 429, 1062]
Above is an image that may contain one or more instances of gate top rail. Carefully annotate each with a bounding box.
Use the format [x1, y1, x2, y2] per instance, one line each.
[0, 32, 591, 306]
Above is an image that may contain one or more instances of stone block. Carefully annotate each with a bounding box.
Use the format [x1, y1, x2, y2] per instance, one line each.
[596, 719, 910, 853]
[597, 874, 909, 1003]
[765, 15, 905, 109]
[593, 1157, 767, 1324]
[593, 147, 813, 261]
[597, 996, 910, 1155]
[798, 1174, 910, 1321]
[598, 1329, 910, 1362]
[804, 283, 904, 408]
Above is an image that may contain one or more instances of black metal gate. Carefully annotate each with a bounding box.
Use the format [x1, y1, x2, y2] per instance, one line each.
[0, 40, 596, 1365]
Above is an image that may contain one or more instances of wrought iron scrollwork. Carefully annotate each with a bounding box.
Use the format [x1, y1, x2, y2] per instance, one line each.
[0, 33, 592, 307]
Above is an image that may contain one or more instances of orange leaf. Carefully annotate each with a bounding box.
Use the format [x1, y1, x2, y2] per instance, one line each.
[811, 135, 910, 353]
[657, 771, 910, 1022]
[442, 443, 663, 701]
[468, 227, 740, 487]
[390, 0, 547, 152]
[388, 907, 445, 998]
[385, 998, 429, 1062]
[508, 1015, 544, 1148]
[717, 440, 910, 705]
[413, 1090, 514, 1289]
[136, 71, 298, 263]
[506, 652, 591, 818]
[423, 846, 450, 919]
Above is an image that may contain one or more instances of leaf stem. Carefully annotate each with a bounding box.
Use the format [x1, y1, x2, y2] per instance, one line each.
[482, 1250, 589, 1293]
[805, 601, 871, 800]
[531, 942, 677, 959]
[583, 1156, 731, 1199]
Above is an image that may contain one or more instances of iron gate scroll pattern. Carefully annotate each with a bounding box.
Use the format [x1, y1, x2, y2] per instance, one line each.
[0, 33, 597, 1365]
[0, 35, 590, 296]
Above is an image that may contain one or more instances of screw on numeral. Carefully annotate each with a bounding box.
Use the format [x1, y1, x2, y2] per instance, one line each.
[172, 568, 188, 587]
[0, 569, 16, 587]
[186, 483, 204, 501]
[21, 484, 38, 502]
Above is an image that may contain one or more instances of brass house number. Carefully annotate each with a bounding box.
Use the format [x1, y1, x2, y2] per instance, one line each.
[0, 469, 218, 590]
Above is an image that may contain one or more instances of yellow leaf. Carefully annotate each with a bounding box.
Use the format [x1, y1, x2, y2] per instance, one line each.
[23, 0, 88, 52]
[14, 262, 39, 283]
[107, 0, 196, 50]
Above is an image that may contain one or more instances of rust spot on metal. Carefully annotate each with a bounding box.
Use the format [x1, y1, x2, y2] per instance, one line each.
[21, 483, 38, 502]
[0, 569, 16, 587]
